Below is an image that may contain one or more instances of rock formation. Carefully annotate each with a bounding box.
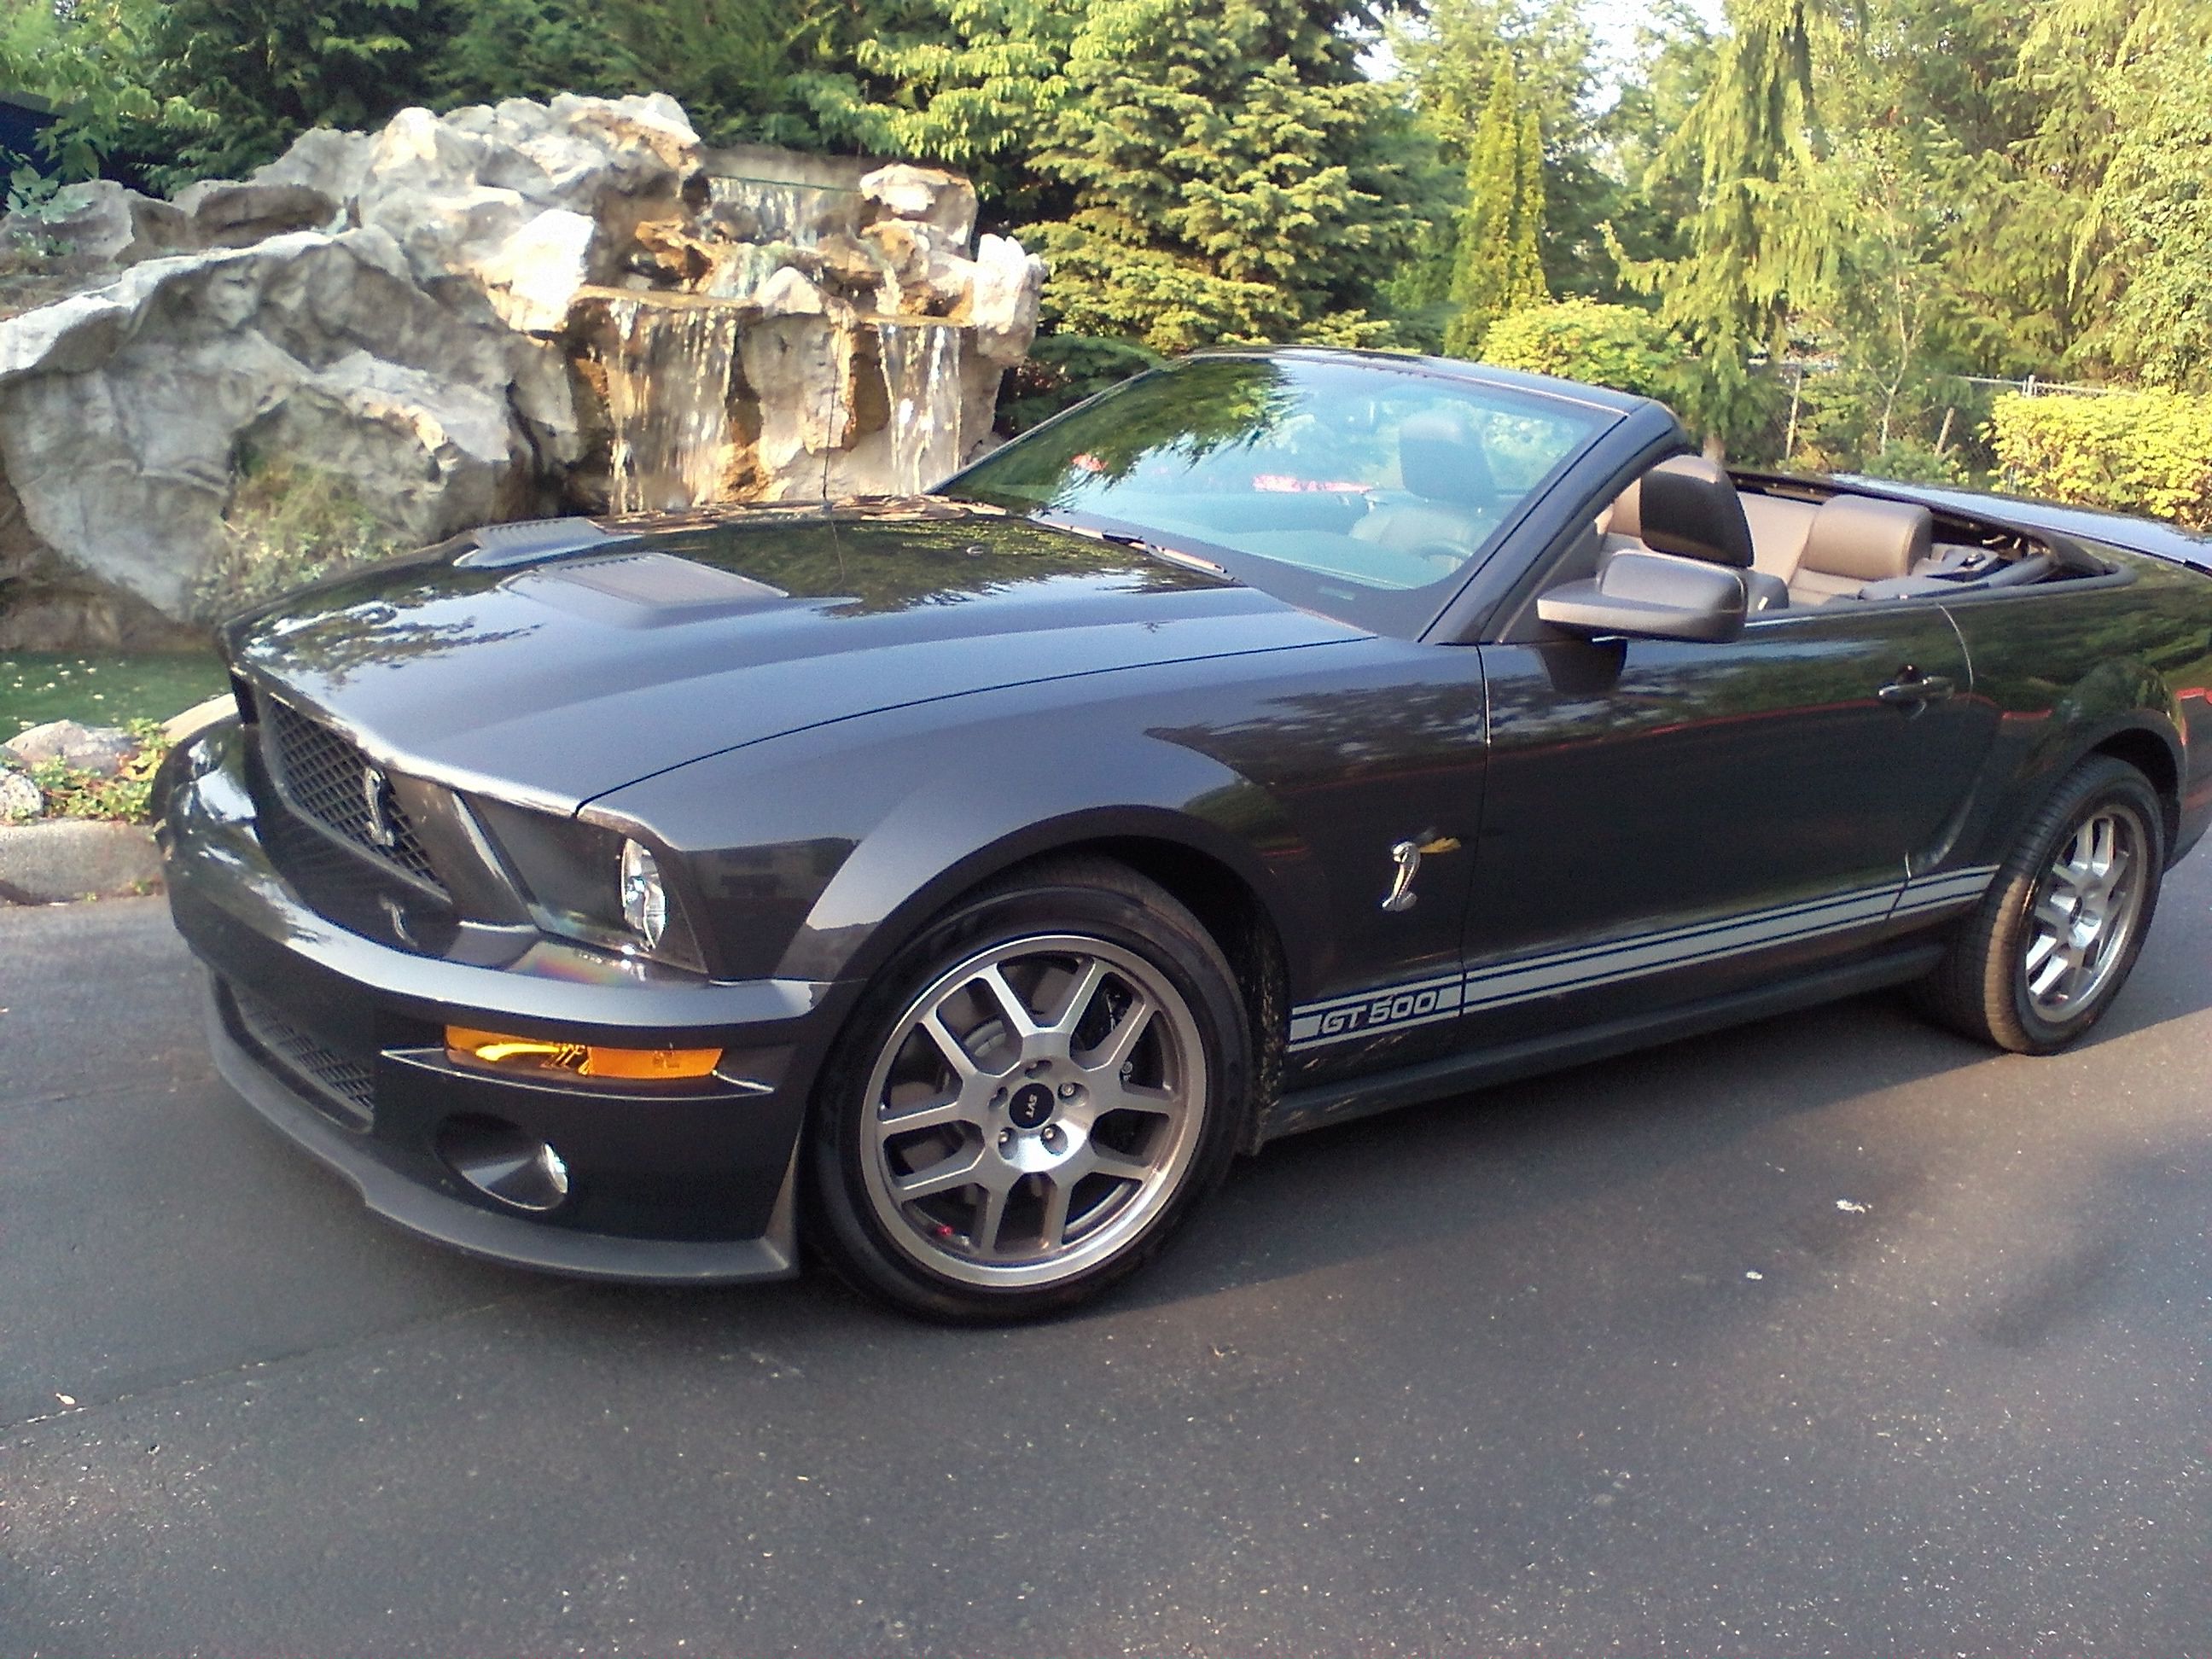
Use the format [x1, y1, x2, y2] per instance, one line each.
[0, 95, 1048, 649]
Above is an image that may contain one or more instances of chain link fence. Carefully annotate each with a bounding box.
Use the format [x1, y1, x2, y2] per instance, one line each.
[1729, 364, 2122, 485]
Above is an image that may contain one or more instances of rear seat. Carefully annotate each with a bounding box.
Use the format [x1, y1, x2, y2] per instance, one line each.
[1600, 474, 1937, 608]
[1785, 495, 1933, 604]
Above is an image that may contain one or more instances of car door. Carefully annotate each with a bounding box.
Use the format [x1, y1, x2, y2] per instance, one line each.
[1459, 598, 1988, 1045]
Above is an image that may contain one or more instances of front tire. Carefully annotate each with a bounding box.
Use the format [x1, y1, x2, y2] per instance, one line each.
[808, 858, 1248, 1321]
[1913, 756, 2164, 1054]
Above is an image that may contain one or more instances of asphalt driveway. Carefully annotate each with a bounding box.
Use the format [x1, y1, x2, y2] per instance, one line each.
[3, 868, 2208, 1657]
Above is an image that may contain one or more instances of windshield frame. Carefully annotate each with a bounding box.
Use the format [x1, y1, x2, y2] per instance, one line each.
[935, 349, 1632, 641]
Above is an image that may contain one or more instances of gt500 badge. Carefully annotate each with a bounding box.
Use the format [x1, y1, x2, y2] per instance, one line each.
[1289, 975, 1464, 1048]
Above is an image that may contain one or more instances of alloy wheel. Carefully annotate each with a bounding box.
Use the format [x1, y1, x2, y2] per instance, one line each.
[857, 933, 1208, 1289]
[2019, 803, 2149, 1018]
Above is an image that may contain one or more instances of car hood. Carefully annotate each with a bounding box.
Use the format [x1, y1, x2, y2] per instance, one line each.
[224, 501, 1365, 813]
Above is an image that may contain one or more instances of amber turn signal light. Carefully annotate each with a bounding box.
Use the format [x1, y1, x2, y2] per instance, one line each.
[445, 1026, 722, 1080]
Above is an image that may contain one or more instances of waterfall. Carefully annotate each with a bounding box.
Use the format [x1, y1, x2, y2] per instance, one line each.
[879, 323, 964, 494]
[702, 176, 867, 304]
[705, 242, 785, 304]
[597, 296, 743, 514]
[707, 176, 859, 247]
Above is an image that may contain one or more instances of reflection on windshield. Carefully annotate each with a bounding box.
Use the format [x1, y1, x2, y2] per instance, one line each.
[940, 355, 1612, 635]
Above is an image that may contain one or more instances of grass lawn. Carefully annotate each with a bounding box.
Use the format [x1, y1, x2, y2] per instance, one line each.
[2, 651, 230, 738]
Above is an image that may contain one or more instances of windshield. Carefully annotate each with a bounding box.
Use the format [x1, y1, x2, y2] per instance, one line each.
[938, 355, 1615, 635]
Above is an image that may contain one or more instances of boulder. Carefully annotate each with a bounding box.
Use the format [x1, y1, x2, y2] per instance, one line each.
[860, 164, 979, 246]
[1, 180, 190, 268]
[351, 96, 705, 307]
[471, 207, 598, 334]
[251, 127, 375, 207]
[0, 227, 576, 618]
[0, 765, 41, 821]
[171, 178, 339, 247]
[4, 719, 136, 777]
[862, 220, 976, 317]
[969, 234, 1050, 364]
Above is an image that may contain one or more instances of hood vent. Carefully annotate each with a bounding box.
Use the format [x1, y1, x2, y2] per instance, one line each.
[506, 551, 788, 625]
[456, 517, 631, 569]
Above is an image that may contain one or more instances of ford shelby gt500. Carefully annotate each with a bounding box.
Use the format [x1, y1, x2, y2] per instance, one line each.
[159, 348, 2212, 1318]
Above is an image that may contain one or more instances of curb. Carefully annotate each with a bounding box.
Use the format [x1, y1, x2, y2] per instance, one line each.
[0, 820, 162, 905]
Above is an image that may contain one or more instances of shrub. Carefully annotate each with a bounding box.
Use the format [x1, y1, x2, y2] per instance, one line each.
[189, 457, 404, 622]
[1476, 299, 1682, 401]
[1987, 390, 2212, 529]
[1859, 438, 1968, 486]
[7, 719, 169, 824]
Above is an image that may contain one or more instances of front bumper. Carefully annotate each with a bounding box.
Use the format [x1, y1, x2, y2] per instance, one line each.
[162, 719, 852, 1283]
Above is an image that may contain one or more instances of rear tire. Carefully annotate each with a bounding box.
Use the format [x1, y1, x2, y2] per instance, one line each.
[807, 857, 1248, 1322]
[1912, 756, 2164, 1054]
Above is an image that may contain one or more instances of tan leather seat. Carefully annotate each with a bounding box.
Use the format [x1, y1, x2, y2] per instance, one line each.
[1788, 496, 1935, 604]
[1740, 494, 1818, 581]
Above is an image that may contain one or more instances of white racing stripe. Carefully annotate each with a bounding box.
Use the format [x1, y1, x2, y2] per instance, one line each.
[1288, 864, 2001, 1051]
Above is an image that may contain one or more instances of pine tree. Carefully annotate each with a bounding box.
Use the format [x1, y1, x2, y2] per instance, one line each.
[1609, 0, 1838, 453]
[1441, 52, 1548, 358]
[144, 0, 461, 184]
[1025, 0, 1423, 354]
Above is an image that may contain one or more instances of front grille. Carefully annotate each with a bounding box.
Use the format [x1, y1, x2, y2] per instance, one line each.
[230, 987, 376, 1130]
[262, 697, 445, 894]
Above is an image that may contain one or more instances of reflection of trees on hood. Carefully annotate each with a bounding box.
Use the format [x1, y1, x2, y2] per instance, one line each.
[246, 601, 536, 688]
[635, 515, 1220, 618]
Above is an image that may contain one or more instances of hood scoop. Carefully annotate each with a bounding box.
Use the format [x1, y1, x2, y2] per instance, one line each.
[455, 515, 635, 569]
[505, 551, 789, 627]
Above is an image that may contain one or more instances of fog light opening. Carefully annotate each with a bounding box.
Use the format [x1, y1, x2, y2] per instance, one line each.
[437, 1116, 572, 1214]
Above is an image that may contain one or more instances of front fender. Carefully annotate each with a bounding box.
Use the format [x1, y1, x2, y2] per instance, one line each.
[779, 732, 1324, 988]
[587, 691, 1333, 993]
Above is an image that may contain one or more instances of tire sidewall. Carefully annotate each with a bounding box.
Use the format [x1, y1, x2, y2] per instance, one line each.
[807, 868, 1249, 1322]
[1988, 760, 2165, 1052]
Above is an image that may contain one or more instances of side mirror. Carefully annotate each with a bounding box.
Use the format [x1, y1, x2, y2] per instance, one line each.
[1537, 549, 1747, 644]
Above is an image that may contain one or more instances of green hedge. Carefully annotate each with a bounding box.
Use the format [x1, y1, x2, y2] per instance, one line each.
[1476, 299, 1681, 402]
[1987, 390, 2212, 529]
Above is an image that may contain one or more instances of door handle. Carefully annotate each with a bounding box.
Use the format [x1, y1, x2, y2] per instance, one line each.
[1877, 669, 1954, 707]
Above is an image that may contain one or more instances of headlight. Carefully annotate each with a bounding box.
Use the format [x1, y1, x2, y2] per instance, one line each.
[619, 839, 668, 952]
[467, 798, 707, 973]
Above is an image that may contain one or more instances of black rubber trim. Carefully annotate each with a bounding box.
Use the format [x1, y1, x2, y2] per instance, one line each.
[204, 982, 800, 1285]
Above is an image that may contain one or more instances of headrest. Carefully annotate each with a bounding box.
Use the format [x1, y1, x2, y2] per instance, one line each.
[1800, 495, 1934, 582]
[1399, 410, 1495, 507]
[1606, 478, 1642, 538]
[1638, 456, 1755, 568]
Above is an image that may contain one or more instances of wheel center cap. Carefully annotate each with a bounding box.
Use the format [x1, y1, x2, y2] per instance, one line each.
[1008, 1082, 1055, 1130]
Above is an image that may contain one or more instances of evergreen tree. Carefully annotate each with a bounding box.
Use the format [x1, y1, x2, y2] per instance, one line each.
[1026, 0, 1423, 354]
[143, 0, 459, 184]
[1388, 0, 1611, 306]
[1610, 0, 1838, 452]
[802, 0, 1074, 213]
[1441, 52, 1547, 358]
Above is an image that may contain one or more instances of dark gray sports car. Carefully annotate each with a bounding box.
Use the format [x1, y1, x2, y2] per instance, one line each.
[159, 348, 2212, 1318]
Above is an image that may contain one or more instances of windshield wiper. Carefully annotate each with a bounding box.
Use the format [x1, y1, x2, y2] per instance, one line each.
[1038, 513, 1227, 575]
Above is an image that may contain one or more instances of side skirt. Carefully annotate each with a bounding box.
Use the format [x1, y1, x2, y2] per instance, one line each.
[1260, 942, 1944, 1144]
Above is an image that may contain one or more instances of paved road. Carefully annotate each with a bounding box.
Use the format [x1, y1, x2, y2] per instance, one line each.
[3, 873, 2208, 1659]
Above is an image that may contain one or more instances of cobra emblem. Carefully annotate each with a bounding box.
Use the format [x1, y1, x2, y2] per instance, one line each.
[360, 763, 400, 849]
[1381, 833, 1463, 913]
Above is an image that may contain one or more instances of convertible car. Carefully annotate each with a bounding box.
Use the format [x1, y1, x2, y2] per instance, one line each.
[158, 348, 2212, 1318]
